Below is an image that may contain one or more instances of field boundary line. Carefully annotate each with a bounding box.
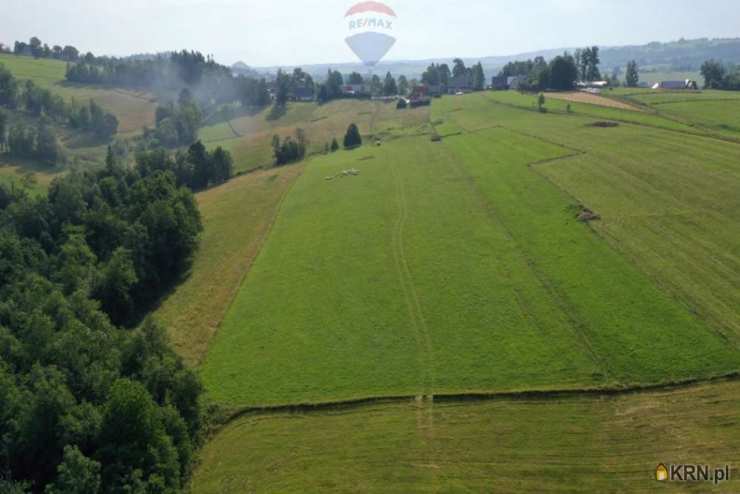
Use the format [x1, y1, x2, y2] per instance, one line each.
[226, 119, 242, 138]
[211, 372, 740, 430]
[483, 94, 740, 146]
[192, 163, 306, 366]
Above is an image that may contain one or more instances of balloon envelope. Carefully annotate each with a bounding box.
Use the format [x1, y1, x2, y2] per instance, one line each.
[345, 32, 396, 67]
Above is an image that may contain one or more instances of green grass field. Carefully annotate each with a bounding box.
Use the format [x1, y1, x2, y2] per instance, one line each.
[0, 158, 60, 194]
[0, 53, 156, 134]
[199, 100, 430, 173]
[153, 164, 305, 366]
[159, 89, 740, 491]
[199, 93, 740, 408]
[192, 380, 740, 493]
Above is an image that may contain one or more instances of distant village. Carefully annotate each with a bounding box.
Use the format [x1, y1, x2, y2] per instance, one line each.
[274, 69, 701, 108]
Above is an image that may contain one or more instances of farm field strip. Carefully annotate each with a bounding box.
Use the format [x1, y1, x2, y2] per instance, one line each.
[545, 90, 642, 111]
[153, 164, 305, 366]
[432, 94, 740, 348]
[200, 134, 610, 407]
[441, 127, 738, 383]
[200, 94, 739, 409]
[190, 379, 740, 493]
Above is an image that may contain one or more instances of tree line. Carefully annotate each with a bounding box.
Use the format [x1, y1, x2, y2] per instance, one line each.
[142, 89, 203, 148]
[498, 47, 605, 91]
[64, 50, 271, 111]
[701, 60, 740, 90]
[12, 36, 83, 62]
[0, 149, 206, 492]
[136, 140, 234, 192]
[0, 63, 118, 165]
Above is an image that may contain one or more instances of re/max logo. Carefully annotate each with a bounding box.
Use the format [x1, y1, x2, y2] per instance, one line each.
[657, 463, 731, 485]
[348, 18, 393, 30]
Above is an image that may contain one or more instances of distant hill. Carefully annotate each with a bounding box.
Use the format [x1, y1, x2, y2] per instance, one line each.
[252, 37, 740, 80]
[231, 61, 262, 78]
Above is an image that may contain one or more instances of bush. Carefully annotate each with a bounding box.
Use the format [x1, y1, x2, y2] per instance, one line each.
[343, 123, 362, 149]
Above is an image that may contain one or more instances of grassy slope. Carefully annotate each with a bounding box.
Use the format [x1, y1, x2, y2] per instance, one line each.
[0, 157, 61, 194]
[200, 94, 739, 407]
[191, 379, 740, 493]
[437, 93, 740, 345]
[0, 53, 156, 135]
[200, 100, 429, 174]
[152, 164, 305, 366]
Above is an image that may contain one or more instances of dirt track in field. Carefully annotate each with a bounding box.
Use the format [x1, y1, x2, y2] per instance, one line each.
[546, 91, 642, 112]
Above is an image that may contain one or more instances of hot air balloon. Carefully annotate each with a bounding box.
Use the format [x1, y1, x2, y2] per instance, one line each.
[344, 1, 397, 68]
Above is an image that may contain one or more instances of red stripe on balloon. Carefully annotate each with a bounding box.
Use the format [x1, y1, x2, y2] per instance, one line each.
[345, 1, 396, 17]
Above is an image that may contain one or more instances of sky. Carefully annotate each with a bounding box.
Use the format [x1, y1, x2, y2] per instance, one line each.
[2, 0, 740, 67]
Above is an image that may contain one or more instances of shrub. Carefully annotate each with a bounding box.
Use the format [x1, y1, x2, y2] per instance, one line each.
[343, 123, 362, 149]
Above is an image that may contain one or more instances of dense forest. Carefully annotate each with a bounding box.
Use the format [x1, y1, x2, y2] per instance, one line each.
[0, 135, 236, 491]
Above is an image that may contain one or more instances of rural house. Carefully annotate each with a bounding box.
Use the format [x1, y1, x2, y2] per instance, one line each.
[506, 75, 527, 90]
[341, 84, 369, 97]
[652, 79, 699, 90]
[491, 75, 509, 90]
[448, 73, 474, 94]
[291, 87, 315, 102]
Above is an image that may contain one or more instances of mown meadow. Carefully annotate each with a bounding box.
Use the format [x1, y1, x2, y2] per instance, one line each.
[192, 379, 740, 493]
[198, 91, 740, 408]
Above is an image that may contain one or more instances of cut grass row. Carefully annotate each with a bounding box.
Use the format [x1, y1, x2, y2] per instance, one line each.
[152, 164, 305, 366]
[434, 92, 740, 346]
[191, 379, 740, 493]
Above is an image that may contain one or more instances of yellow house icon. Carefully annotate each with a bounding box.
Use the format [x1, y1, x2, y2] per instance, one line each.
[656, 464, 669, 481]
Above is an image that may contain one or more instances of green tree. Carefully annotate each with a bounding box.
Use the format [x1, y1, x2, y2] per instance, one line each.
[45, 446, 101, 494]
[452, 58, 467, 78]
[421, 64, 440, 86]
[438, 64, 451, 87]
[29, 37, 43, 58]
[274, 69, 291, 107]
[211, 146, 233, 184]
[348, 72, 364, 84]
[97, 379, 180, 492]
[397, 75, 409, 96]
[548, 54, 578, 90]
[383, 72, 398, 96]
[370, 74, 382, 96]
[0, 64, 18, 107]
[537, 93, 546, 112]
[343, 123, 362, 149]
[583, 46, 601, 81]
[625, 60, 640, 87]
[0, 109, 7, 152]
[35, 118, 62, 165]
[472, 62, 486, 90]
[94, 247, 138, 325]
[701, 59, 726, 89]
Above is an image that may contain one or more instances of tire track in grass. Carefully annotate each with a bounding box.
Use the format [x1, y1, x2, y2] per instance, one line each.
[388, 151, 435, 397]
[442, 136, 614, 384]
